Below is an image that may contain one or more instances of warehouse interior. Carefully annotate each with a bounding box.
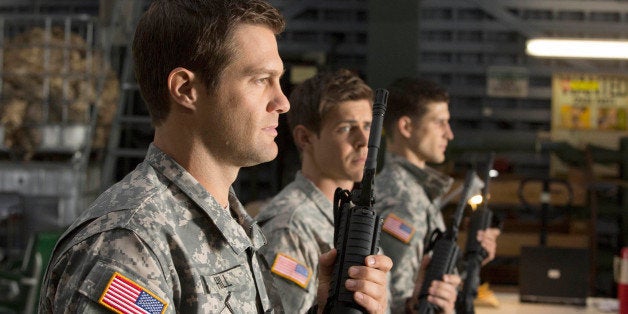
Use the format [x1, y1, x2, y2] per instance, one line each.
[0, 0, 627, 312]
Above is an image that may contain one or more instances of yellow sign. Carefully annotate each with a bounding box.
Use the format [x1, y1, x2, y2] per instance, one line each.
[552, 73, 628, 131]
[551, 73, 628, 177]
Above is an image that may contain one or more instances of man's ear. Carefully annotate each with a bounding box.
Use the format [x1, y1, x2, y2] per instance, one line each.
[167, 67, 198, 110]
[292, 125, 315, 152]
[397, 116, 414, 139]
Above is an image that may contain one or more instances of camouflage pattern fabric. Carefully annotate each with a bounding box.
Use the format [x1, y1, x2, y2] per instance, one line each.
[374, 153, 453, 313]
[39, 144, 282, 313]
[256, 172, 335, 313]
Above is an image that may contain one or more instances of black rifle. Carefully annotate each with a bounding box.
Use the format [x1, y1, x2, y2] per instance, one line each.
[416, 169, 479, 314]
[323, 89, 387, 314]
[456, 153, 495, 314]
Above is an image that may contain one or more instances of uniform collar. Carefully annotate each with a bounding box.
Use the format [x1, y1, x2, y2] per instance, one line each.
[385, 152, 453, 201]
[146, 144, 260, 255]
[293, 171, 334, 225]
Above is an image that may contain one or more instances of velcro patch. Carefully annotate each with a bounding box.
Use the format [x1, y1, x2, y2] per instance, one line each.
[382, 213, 415, 244]
[99, 272, 168, 314]
[271, 253, 312, 288]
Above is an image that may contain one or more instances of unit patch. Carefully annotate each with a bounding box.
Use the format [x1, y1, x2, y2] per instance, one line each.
[271, 253, 312, 288]
[99, 272, 168, 314]
[382, 213, 415, 244]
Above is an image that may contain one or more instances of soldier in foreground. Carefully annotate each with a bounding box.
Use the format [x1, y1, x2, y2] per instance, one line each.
[39, 1, 391, 312]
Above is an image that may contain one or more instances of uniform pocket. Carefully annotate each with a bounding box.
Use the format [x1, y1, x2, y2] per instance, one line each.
[201, 264, 254, 313]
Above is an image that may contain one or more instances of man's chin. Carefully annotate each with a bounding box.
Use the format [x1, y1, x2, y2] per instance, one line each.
[351, 172, 364, 183]
[429, 155, 446, 165]
[242, 146, 278, 167]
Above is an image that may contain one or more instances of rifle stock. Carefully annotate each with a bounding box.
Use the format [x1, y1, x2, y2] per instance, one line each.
[323, 89, 388, 314]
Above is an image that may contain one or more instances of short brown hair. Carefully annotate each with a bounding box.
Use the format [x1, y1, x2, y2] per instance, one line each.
[384, 77, 449, 139]
[288, 69, 373, 135]
[132, 0, 285, 125]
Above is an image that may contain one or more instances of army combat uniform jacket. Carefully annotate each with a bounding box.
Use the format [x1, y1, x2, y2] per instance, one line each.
[374, 153, 453, 313]
[256, 172, 334, 313]
[39, 144, 281, 313]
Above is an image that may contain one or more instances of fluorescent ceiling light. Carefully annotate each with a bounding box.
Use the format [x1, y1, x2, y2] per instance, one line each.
[526, 38, 628, 59]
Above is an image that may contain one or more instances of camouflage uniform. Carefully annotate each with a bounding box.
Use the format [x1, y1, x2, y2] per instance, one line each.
[39, 144, 282, 313]
[256, 172, 334, 313]
[374, 153, 453, 313]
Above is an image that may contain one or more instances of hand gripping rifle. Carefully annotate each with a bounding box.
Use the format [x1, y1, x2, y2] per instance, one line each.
[456, 153, 495, 314]
[323, 88, 387, 314]
[416, 169, 481, 314]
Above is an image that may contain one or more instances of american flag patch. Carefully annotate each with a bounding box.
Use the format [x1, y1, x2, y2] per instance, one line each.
[99, 272, 167, 314]
[271, 253, 312, 288]
[383, 213, 415, 244]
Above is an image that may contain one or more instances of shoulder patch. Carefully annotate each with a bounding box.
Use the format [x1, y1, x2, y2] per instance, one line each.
[271, 253, 312, 288]
[99, 272, 168, 314]
[382, 213, 415, 244]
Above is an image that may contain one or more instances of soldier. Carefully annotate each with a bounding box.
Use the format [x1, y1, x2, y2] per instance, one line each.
[39, 1, 391, 313]
[374, 77, 501, 313]
[256, 69, 384, 313]
[256, 69, 391, 313]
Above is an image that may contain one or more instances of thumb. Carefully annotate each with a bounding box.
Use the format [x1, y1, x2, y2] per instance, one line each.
[316, 249, 337, 313]
[319, 248, 337, 269]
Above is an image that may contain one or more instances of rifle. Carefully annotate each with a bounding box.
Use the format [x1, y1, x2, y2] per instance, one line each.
[456, 153, 495, 314]
[323, 89, 387, 314]
[416, 169, 481, 314]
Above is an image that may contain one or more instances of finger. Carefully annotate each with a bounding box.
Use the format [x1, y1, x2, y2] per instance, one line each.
[427, 294, 455, 314]
[442, 274, 461, 287]
[347, 264, 388, 287]
[352, 290, 386, 314]
[488, 227, 501, 237]
[364, 254, 393, 272]
[319, 248, 337, 270]
[420, 254, 432, 271]
[345, 275, 386, 298]
[429, 279, 458, 302]
[427, 281, 457, 314]
[317, 249, 337, 311]
[480, 237, 496, 251]
[476, 230, 485, 241]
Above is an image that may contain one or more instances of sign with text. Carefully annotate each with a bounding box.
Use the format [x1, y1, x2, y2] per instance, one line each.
[552, 73, 628, 131]
[551, 73, 628, 177]
[487, 66, 529, 98]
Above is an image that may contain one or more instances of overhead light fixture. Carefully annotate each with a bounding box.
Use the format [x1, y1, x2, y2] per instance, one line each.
[526, 38, 628, 59]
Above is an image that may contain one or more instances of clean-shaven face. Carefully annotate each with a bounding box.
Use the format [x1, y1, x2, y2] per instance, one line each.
[310, 99, 372, 183]
[410, 101, 454, 165]
[199, 24, 289, 167]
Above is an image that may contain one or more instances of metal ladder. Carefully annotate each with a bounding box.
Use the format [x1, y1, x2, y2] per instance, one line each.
[101, 0, 152, 189]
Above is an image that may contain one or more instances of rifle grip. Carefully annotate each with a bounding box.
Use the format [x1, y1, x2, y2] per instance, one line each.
[416, 241, 460, 314]
[325, 205, 382, 313]
[465, 209, 493, 258]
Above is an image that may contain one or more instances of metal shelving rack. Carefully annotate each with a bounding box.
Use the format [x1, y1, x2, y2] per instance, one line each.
[0, 0, 113, 252]
[269, 0, 368, 72]
[104, 1, 290, 205]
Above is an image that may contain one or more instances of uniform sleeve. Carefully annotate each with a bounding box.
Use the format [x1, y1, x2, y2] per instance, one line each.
[376, 197, 428, 314]
[259, 226, 320, 314]
[40, 229, 174, 314]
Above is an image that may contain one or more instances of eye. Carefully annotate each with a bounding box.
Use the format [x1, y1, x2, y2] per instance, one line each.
[337, 125, 352, 133]
[254, 77, 270, 85]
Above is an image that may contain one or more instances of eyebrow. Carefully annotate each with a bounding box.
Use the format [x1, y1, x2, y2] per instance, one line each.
[242, 66, 286, 77]
[334, 119, 371, 125]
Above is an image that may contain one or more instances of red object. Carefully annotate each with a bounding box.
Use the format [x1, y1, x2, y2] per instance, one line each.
[619, 248, 628, 314]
